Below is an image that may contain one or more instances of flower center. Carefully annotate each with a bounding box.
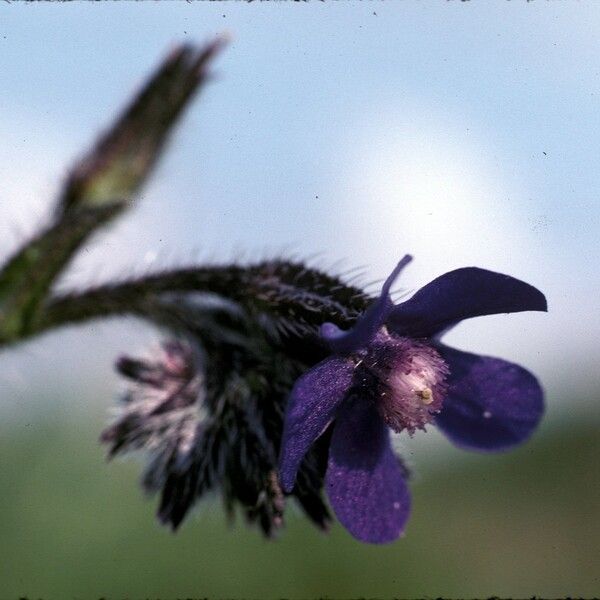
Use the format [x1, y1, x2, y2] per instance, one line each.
[359, 330, 449, 435]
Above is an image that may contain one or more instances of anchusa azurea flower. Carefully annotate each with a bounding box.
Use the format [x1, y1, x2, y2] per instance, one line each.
[279, 255, 546, 543]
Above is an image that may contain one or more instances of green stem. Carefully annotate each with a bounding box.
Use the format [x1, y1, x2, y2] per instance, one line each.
[0, 205, 119, 344]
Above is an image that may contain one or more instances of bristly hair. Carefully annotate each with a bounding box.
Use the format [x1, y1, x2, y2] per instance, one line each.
[97, 256, 374, 538]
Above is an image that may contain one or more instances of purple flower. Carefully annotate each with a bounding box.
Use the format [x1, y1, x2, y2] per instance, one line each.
[279, 255, 547, 544]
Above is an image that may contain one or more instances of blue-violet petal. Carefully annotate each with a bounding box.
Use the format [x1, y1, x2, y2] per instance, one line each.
[279, 356, 354, 492]
[388, 267, 547, 338]
[326, 398, 411, 544]
[434, 345, 544, 451]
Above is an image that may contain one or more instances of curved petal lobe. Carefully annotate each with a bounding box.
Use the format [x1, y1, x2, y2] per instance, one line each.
[279, 357, 354, 492]
[321, 255, 413, 354]
[326, 399, 411, 544]
[388, 267, 547, 338]
[434, 345, 544, 451]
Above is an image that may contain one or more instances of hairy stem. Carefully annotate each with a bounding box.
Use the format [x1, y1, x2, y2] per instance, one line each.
[0, 205, 119, 344]
[31, 261, 371, 342]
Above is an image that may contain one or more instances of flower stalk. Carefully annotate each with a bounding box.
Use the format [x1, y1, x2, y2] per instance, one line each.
[33, 261, 369, 343]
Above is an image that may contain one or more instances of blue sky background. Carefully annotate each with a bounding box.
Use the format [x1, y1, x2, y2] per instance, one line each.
[0, 3, 598, 443]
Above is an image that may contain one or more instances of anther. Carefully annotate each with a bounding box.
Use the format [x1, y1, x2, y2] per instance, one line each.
[419, 387, 433, 405]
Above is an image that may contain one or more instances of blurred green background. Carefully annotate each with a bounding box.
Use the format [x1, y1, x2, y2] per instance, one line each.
[2, 2, 600, 598]
[0, 392, 597, 599]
